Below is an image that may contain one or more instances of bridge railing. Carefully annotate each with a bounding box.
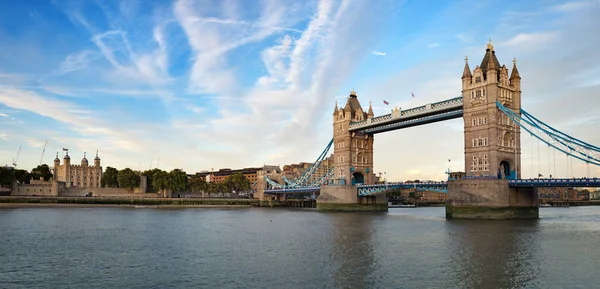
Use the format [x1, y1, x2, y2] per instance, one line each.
[348, 96, 463, 130]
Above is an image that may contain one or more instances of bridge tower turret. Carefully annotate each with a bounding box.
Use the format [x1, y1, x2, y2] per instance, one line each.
[462, 40, 522, 179]
[332, 90, 375, 185]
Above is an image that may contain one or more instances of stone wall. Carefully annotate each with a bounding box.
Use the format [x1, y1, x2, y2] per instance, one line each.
[12, 184, 56, 196]
[317, 185, 387, 211]
[446, 179, 538, 219]
[60, 187, 160, 198]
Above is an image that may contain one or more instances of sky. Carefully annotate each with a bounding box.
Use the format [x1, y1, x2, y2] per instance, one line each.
[0, 0, 599, 181]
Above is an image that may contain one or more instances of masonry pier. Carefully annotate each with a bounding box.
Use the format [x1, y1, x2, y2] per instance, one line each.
[446, 179, 538, 219]
[317, 185, 387, 211]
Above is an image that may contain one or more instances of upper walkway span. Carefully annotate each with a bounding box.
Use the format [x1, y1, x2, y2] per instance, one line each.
[348, 96, 463, 134]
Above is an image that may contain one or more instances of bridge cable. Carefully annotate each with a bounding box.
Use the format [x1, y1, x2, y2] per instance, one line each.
[553, 148, 556, 178]
[530, 132, 534, 178]
[538, 138, 541, 178]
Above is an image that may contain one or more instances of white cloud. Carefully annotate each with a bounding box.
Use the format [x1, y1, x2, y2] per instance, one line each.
[500, 32, 558, 49]
[57, 50, 100, 75]
[0, 133, 8, 140]
[427, 43, 440, 48]
[372, 51, 387, 56]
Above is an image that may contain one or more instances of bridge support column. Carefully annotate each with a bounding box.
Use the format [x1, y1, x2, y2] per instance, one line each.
[317, 185, 388, 211]
[446, 179, 538, 219]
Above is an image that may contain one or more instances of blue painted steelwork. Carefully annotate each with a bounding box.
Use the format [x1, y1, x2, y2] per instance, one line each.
[264, 187, 320, 194]
[357, 182, 448, 196]
[280, 138, 334, 188]
[496, 101, 600, 166]
[508, 178, 600, 188]
[349, 96, 463, 133]
[363, 109, 463, 134]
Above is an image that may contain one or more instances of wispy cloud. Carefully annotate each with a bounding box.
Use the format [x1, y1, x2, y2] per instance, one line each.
[372, 51, 387, 56]
[57, 50, 100, 75]
[500, 32, 558, 50]
[427, 43, 440, 48]
[0, 133, 8, 140]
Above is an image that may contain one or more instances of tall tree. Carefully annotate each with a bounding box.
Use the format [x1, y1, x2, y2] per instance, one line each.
[189, 176, 207, 193]
[31, 164, 53, 181]
[225, 172, 250, 193]
[0, 167, 15, 187]
[152, 170, 169, 192]
[142, 168, 163, 192]
[102, 167, 119, 188]
[168, 169, 188, 193]
[117, 168, 139, 189]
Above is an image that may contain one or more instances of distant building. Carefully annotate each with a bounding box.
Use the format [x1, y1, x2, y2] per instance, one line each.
[448, 171, 466, 180]
[416, 191, 447, 202]
[538, 187, 589, 201]
[282, 157, 334, 185]
[195, 165, 282, 185]
[53, 151, 102, 188]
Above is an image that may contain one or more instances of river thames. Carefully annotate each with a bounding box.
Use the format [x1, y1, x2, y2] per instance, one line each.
[1, 206, 599, 288]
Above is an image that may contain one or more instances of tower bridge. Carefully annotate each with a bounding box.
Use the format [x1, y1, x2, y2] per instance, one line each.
[258, 41, 600, 219]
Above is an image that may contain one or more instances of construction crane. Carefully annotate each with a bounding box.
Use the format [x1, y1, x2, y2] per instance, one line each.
[39, 139, 48, 165]
[12, 145, 21, 167]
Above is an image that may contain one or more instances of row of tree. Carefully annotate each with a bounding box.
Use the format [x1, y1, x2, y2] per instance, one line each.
[100, 167, 251, 195]
[0, 164, 54, 188]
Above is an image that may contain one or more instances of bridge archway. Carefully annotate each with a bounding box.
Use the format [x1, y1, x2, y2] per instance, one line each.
[499, 160, 511, 179]
[352, 172, 364, 185]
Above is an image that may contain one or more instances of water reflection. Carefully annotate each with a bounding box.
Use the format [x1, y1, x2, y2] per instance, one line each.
[446, 219, 541, 288]
[326, 212, 379, 288]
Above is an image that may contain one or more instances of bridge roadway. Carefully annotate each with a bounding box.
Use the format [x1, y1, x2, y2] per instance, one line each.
[263, 178, 600, 195]
[348, 96, 463, 134]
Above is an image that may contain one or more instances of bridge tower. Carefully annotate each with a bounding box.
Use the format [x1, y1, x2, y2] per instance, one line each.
[462, 40, 522, 180]
[317, 90, 386, 211]
[447, 40, 537, 219]
[332, 90, 375, 185]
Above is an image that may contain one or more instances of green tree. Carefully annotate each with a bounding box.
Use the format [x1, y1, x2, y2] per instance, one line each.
[142, 168, 163, 192]
[30, 164, 53, 181]
[102, 167, 119, 188]
[15, 169, 31, 184]
[225, 173, 250, 193]
[189, 176, 207, 194]
[206, 182, 219, 198]
[0, 167, 15, 187]
[117, 168, 139, 190]
[151, 170, 169, 192]
[168, 169, 188, 193]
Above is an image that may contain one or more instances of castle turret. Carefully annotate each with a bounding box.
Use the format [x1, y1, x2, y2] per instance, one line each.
[81, 152, 88, 166]
[94, 151, 101, 167]
[64, 152, 71, 187]
[53, 153, 60, 180]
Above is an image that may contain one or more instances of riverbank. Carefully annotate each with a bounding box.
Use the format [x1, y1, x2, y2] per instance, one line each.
[0, 196, 259, 208]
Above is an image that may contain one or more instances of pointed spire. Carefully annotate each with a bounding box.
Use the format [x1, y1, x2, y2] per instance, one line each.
[510, 57, 521, 79]
[486, 51, 497, 71]
[462, 56, 472, 79]
[84, 152, 86, 158]
[333, 100, 339, 115]
[367, 100, 374, 118]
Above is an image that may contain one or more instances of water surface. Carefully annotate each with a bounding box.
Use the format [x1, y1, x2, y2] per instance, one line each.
[1, 206, 599, 288]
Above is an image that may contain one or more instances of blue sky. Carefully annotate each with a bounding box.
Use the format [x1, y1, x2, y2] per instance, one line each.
[1, 0, 599, 181]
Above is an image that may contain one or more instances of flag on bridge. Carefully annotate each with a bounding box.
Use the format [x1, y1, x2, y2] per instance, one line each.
[62, 148, 68, 151]
[383, 100, 389, 105]
[412, 92, 415, 98]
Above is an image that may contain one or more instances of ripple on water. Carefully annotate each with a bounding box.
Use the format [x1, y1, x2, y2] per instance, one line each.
[0, 206, 599, 288]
